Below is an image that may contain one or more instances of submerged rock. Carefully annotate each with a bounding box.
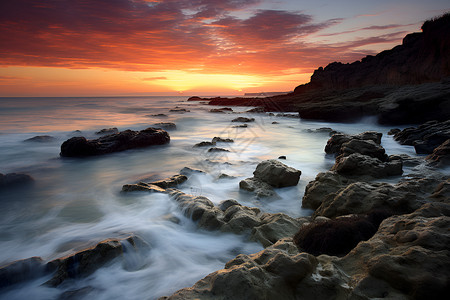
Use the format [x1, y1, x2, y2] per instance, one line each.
[24, 135, 56, 143]
[95, 127, 118, 135]
[122, 174, 187, 192]
[60, 128, 170, 157]
[193, 141, 215, 147]
[208, 147, 229, 152]
[0, 257, 46, 288]
[153, 122, 176, 130]
[209, 107, 233, 113]
[212, 137, 234, 143]
[0, 172, 34, 189]
[169, 108, 190, 113]
[231, 117, 255, 123]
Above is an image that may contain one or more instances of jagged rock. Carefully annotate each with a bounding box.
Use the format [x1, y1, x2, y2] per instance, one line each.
[153, 122, 176, 130]
[0, 257, 46, 288]
[394, 120, 450, 154]
[253, 159, 301, 188]
[60, 128, 170, 157]
[179, 167, 205, 175]
[231, 117, 255, 123]
[0, 172, 34, 189]
[239, 177, 279, 198]
[212, 137, 234, 143]
[331, 153, 402, 178]
[24, 135, 56, 143]
[193, 141, 215, 147]
[208, 147, 229, 152]
[302, 171, 356, 210]
[426, 139, 450, 166]
[95, 127, 118, 135]
[388, 128, 401, 135]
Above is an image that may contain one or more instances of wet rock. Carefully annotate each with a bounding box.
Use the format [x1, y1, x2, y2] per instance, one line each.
[331, 153, 403, 178]
[232, 124, 248, 128]
[218, 173, 235, 179]
[212, 137, 234, 143]
[218, 199, 241, 211]
[0, 257, 46, 288]
[169, 108, 190, 113]
[60, 128, 170, 157]
[24, 135, 56, 143]
[45, 235, 147, 287]
[302, 171, 356, 210]
[208, 147, 229, 152]
[272, 121, 279, 124]
[325, 131, 382, 155]
[278, 156, 286, 159]
[150, 175, 187, 189]
[193, 141, 215, 147]
[121, 183, 166, 193]
[388, 128, 401, 135]
[239, 177, 279, 198]
[179, 167, 205, 175]
[426, 139, 450, 166]
[209, 107, 233, 113]
[0, 172, 34, 189]
[394, 120, 450, 154]
[153, 122, 176, 130]
[231, 117, 255, 123]
[253, 159, 301, 188]
[95, 127, 119, 135]
[339, 139, 388, 161]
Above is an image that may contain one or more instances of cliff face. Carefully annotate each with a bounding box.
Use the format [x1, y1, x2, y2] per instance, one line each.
[294, 13, 450, 93]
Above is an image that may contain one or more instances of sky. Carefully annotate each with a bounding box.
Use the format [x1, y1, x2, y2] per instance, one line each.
[0, 0, 448, 96]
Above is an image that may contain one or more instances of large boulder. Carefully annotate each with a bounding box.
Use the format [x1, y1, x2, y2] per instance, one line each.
[331, 153, 403, 178]
[60, 127, 170, 157]
[253, 159, 301, 188]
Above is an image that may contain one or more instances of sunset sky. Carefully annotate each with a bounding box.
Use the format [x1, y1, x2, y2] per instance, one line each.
[0, 0, 448, 96]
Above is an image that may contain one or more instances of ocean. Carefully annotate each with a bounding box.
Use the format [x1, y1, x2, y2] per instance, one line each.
[0, 96, 419, 299]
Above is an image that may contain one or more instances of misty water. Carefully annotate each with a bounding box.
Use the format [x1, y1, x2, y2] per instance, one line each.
[0, 96, 420, 299]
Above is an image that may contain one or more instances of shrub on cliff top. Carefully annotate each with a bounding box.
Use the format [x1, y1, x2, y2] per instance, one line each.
[421, 12, 450, 32]
[293, 210, 392, 256]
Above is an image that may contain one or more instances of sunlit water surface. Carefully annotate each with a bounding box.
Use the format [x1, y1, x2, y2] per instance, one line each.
[0, 96, 423, 299]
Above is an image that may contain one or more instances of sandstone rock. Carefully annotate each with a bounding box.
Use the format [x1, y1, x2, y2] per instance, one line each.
[60, 128, 170, 157]
[239, 177, 279, 198]
[253, 159, 301, 188]
[153, 122, 176, 130]
[426, 139, 450, 166]
[0, 172, 34, 189]
[331, 153, 403, 178]
[231, 117, 255, 122]
[24, 135, 56, 142]
[95, 127, 118, 135]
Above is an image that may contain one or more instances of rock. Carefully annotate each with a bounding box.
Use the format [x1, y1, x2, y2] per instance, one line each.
[45, 235, 146, 287]
[331, 153, 403, 178]
[0, 257, 46, 288]
[150, 113, 168, 117]
[193, 141, 216, 147]
[218, 173, 235, 179]
[388, 128, 401, 135]
[187, 96, 202, 101]
[429, 179, 450, 203]
[231, 117, 255, 122]
[245, 107, 265, 113]
[426, 139, 450, 166]
[239, 177, 279, 198]
[276, 113, 300, 118]
[24, 135, 56, 142]
[325, 131, 383, 155]
[302, 171, 356, 210]
[394, 120, 450, 154]
[218, 199, 241, 211]
[169, 108, 190, 113]
[179, 167, 205, 175]
[208, 147, 229, 152]
[306, 127, 334, 134]
[339, 139, 388, 161]
[95, 127, 118, 135]
[209, 107, 233, 113]
[121, 183, 166, 193]
[278, 156, 286, 160]
[232, 124, 248, 128]
[253, 159, 301, 188]
[0, 172, 34, 189]
[153, 122, 176, 130]
[212, 137, 234, 143]
[272, 121, 279, 124]
[150, 175, 188, 189]
[60, 128, 170, 157]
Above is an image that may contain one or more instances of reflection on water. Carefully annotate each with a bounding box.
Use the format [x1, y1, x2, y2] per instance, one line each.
[0, 96, 422, 299]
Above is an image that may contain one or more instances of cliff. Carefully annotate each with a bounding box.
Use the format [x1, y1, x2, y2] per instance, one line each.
[294, 13, 450, 93]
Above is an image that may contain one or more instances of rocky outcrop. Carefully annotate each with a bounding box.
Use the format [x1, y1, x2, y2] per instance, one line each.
[95, 127, 118, 135]
[427, 139, 450, 166]
[24, 135, 56, 142]
[60, 127, 170, 157]
[162, 202, 450, 300]
[393, 120, 450, 154]
[0, 172, 34, 189]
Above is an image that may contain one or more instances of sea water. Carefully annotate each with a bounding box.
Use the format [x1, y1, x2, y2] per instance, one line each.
[0, 96, 420, 299]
